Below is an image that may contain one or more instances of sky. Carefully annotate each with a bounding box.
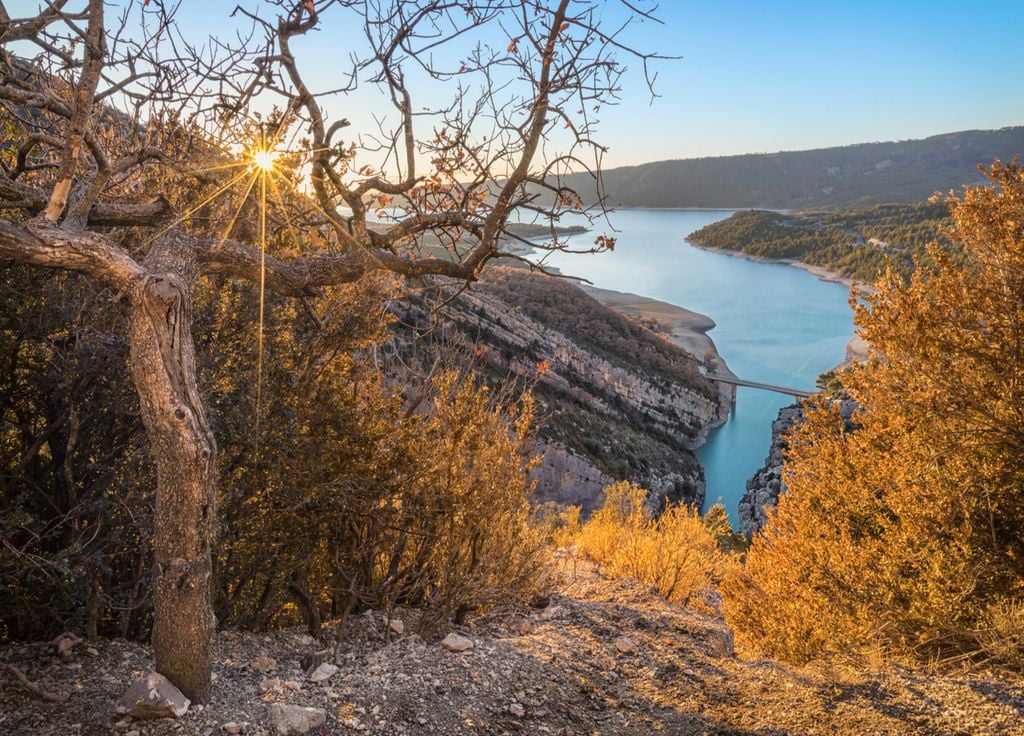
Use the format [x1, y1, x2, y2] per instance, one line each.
[8, 0, 1024, 169]
[611, 1, 1024, 166]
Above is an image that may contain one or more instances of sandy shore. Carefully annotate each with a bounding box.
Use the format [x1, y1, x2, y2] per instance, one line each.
[583, 285, 738, 384]
[686, 239, 858, 289]
[840, 334, 871, 367]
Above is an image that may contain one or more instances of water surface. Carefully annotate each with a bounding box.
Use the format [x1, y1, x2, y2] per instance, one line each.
[536, 209, 854, 525]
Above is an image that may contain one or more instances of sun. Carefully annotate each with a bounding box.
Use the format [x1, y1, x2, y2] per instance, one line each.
[251, 149, 278, 173]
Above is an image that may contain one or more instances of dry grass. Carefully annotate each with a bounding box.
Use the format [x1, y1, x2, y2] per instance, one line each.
[572, 481, 725, 608]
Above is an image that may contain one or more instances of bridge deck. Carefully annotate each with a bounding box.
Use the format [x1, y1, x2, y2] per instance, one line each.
[705, 373, 813, 399]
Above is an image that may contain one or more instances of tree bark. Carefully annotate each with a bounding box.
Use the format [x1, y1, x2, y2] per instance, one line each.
[127, 233, 216, 703]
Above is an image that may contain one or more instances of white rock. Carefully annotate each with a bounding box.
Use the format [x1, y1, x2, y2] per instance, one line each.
[309, 663, 338, 683]
[613, 637, 637, 655]
[55, 632, 82, 657]
[509, 703, 526, 718]
[222, 721, 246, 734]
[266, 704, 327, 735]
[388, 619, 405, 636]
[440, 633, 474, 653]
[115, 672, 190, 719]
[538, 606, 562, 621]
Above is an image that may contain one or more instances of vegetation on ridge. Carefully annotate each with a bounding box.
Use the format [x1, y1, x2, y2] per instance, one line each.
[553, 126, 1024, 210]
[688, 200, 955, 281]
[722, 163, 1024, 667]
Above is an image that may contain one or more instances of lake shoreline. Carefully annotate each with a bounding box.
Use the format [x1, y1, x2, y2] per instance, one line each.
[522, 208, 857, 525]
[582, 285, 738, 428]
[684, 238, 872, 369]
[685, 238, 856, 288]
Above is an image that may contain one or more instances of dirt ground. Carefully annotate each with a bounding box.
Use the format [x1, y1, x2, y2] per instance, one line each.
[2, 555, 1022, 736]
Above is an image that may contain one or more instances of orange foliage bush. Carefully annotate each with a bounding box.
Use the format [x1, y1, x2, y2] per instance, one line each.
[576, 482, 725, 607]
[722, 162, 1024, 666]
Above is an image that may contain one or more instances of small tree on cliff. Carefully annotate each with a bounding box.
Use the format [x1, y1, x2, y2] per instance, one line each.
[0, 0, 662, 700]
[721, 162, 1024, 665]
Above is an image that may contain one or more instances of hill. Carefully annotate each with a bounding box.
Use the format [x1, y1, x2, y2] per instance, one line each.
[558, 126, 1024, 209]
[687, 201, 955, 281]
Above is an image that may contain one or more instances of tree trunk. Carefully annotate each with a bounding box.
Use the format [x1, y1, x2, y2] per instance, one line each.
[127, 247, 216, 703]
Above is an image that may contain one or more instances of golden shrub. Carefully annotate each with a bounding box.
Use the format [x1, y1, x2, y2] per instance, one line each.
[533, 503, 583, 549]
[722, 162, 1024, 665]
[976, 600, 1024, 666]
[577, 481, 724, 607]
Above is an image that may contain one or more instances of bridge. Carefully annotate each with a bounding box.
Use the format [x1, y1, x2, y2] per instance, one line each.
[705, 373, 813, 399]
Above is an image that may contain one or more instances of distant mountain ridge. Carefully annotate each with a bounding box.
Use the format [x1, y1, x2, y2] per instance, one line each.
[563, 126, 1024, 210]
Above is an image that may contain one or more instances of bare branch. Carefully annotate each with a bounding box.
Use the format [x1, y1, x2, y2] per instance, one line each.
[42, 0, 106, 223]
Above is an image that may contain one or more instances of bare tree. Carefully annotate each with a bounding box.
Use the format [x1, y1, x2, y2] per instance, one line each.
[0, 0, 661, 701]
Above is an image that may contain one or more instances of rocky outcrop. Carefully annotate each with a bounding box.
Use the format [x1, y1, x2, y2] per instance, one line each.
[739, 398, 859, 537]
[532, 444, 615, 513]
[390, 268, 731, 512]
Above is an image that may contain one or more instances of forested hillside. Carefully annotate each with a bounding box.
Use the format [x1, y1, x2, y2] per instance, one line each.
[688, 201, 954, 281]
[556, 127, 1024, 209]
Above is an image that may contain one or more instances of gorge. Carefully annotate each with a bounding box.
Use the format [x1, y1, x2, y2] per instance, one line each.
[535, 209, 855, 524]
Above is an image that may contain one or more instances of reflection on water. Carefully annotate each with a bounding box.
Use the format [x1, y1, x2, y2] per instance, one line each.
[537, 209, 854, 525]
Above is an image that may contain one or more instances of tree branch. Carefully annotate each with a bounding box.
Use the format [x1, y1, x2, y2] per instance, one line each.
[0, 217, 144, 290]
[42, 0, 106, 223]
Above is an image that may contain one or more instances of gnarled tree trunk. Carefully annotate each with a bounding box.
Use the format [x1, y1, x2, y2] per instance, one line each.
[127, 233, 216, 702]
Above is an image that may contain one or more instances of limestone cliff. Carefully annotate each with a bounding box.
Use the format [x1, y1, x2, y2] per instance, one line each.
[739, 398, 860, 536]
[390, 268, 731, 513]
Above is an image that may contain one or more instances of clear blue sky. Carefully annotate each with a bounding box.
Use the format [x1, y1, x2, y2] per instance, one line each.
[9, 0, 1024, 168]
[606, 1, 1024, 166]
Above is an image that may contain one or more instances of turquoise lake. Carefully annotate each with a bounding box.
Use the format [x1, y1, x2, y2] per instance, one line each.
[535, 209, 855, 525]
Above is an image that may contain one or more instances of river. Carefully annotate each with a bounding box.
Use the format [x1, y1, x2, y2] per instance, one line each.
[534, 209, 855, 526]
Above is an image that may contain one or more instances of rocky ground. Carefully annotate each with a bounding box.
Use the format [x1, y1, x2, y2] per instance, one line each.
[2, 555, 1022, 736]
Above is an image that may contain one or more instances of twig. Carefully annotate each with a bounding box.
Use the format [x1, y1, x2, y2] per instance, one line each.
[0, 663, 68, 702]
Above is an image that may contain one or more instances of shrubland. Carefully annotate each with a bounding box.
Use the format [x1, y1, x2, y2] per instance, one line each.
[1, 261, 547, 641]
[560, 481, 736, 608]
[722, 162, 1024, 668]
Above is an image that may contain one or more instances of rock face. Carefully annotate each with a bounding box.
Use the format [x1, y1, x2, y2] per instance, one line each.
[739, 399, 860, 537]
[266, 704, 327, 735]
[115, 672, 190, 719]
[531, 443, 615, 513]
[391, 269, 731, 513]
